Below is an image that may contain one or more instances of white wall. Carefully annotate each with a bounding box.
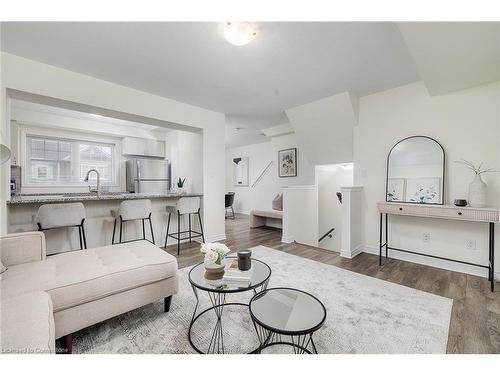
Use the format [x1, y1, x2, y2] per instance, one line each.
[354, 81, 500, 277]
[316, 164, 353, 252]
[282, 185, 318, 246]
[225, 133, 315, 214]
[285, 92, 358, 165]
[165, 129, 203, 194]
[0, 52, 225, 242]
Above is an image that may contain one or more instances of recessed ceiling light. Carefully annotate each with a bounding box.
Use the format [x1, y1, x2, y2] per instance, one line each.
[90, 113, 103, 117]
[223, 22, 257, 46]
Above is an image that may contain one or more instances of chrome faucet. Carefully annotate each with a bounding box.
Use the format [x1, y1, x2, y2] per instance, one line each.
[84, 169, 100, 195]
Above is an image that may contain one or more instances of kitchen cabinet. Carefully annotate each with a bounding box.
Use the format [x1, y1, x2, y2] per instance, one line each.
[122, 137, 165, 158]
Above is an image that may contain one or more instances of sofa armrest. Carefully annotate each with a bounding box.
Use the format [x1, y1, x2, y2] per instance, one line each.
[0, 231, 46, 267]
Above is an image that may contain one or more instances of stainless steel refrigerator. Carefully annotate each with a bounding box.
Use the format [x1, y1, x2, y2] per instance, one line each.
[126, 158, 171, 193]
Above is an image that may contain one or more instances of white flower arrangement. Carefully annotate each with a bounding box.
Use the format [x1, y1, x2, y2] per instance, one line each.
[200, 242, 231, 265]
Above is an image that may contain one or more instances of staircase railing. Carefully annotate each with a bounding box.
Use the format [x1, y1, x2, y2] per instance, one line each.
[319, 227, 335, 242]
[251, 161, 273, 188]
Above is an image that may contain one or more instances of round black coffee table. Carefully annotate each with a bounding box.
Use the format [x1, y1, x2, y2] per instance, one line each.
[188, 256, 271, 354]
[249, 288, 326, 354]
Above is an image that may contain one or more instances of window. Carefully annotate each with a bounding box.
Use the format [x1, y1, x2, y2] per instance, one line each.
[78, 143, 113, 182]
[26, 134, 116, 186]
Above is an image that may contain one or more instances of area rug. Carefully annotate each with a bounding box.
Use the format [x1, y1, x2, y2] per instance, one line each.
[73, 246, 453, 354]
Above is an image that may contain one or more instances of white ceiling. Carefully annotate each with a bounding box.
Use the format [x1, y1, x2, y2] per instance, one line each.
[2, 22, 498, 148]
[398, 22, 500, 95]
[1, 22, 420, 148]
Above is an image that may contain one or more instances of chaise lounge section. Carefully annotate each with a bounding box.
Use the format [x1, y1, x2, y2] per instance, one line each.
[1, 231, 178, 354]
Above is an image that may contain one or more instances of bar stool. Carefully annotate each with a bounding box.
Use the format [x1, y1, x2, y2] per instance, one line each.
[225, 192, 235, 220]
[36, 202, 87, 251]
[164, 197, 205, 255]
[111, 199, 155, 244]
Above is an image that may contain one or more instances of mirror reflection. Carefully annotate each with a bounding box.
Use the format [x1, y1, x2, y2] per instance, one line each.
[386, 136, 445, 204]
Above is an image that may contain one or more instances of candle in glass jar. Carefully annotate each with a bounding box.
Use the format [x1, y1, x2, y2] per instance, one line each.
[237, 250, 252, 271]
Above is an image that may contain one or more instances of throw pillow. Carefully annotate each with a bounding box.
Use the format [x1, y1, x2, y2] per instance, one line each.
[272, 193, 283, 211]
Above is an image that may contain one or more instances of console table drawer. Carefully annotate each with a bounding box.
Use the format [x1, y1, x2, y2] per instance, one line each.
[377, 203, 429, 216]
[430, 207, 499, 222]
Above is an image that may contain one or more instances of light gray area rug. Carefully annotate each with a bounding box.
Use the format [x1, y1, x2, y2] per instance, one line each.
[73, 246, 453, 354]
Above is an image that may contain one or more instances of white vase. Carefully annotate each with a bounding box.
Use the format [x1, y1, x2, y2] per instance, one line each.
[468, 174, 487, 208]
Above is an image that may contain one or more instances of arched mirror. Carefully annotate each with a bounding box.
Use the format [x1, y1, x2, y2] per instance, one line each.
[386, 136, 445, 204]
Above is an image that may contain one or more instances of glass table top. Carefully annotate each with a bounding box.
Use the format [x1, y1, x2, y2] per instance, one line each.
[188, 256, 271, 293]
[249, 288, 326, 334]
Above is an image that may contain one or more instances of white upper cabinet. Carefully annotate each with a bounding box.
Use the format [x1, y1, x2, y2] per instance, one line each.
[122, 137, 165, 158]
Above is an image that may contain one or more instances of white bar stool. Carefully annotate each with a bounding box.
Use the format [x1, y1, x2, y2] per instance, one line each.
[165, 197, 204, 255]
[36, 202, 87, 251]
[111, 199, 155, 244]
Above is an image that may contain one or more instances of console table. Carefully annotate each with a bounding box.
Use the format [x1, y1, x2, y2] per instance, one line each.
[377, 202, 499, 292]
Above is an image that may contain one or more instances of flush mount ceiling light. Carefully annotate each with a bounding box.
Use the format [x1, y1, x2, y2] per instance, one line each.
[223, 22, 257, 46]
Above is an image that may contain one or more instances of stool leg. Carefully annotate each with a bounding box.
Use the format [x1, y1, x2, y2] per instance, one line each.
[112, 218, 117, 245]
[197, 209, 205, 243]
[119, 216, 123, 243]
[142, 219, 146, 240]
[189, 213, 192, 243]
[148, 213, 155, 244]
[231, 206, 235, 220]
[177, 212, 181, 256]
[81, 220, 87, 249]
[165, 213, 171, 248]
[78, 225, 83, 250]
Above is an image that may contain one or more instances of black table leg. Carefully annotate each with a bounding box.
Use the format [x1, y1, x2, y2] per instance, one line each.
[379, 213, 383, 266]
[385, 213, 388, 259]
[490, 222, 495, 292]
[188, 284, 268, 354]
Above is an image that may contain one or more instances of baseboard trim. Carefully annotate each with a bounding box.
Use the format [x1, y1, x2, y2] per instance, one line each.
[362, 244, 498, 280]
[340, 245, 363, 259]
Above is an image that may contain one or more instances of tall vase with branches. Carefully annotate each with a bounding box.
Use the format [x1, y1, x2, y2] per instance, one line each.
[454, 159, 499, 208]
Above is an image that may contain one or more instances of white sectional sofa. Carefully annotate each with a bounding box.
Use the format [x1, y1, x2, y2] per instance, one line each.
[0, 232, 178, 354]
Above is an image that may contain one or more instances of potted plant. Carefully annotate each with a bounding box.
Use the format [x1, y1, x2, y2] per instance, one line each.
[201, 242, 231, 279]
[176, 177, 186, 194]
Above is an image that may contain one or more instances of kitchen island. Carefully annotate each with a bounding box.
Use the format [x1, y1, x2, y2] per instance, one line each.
[7, 192, 203, 254]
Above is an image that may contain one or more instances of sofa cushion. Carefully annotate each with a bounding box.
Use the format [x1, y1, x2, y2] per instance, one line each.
[1, 291, 55, 354]
[1, 240, 177, 312]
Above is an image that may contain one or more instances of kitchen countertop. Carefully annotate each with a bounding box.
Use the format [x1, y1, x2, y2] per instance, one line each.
[7, 192, 203, 204]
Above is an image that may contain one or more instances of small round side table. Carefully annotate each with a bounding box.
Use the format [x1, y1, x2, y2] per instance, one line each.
[188, 256, 271, 354]
[249, 287, 326, 354]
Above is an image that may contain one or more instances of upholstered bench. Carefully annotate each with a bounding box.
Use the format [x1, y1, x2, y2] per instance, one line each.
[249, 209, 283, 228]
[0, 232, 178, 353]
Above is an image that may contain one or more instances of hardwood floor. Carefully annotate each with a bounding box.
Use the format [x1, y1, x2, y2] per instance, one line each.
[163, 213, 500, 354]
